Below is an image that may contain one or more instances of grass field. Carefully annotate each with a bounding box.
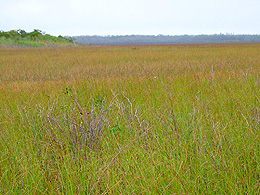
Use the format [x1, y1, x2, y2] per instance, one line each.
[0, 43, 260, 194]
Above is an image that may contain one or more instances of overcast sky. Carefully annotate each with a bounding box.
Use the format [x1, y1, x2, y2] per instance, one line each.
[1, 0, 259, 36]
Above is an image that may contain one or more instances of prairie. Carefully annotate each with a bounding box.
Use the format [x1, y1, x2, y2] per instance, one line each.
[0, 43, 260, 194]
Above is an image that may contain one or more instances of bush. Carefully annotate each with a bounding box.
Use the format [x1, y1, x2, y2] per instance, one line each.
[0, 29, 75, 47]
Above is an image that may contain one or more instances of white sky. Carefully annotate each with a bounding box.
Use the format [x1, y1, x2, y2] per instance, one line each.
[1, 0, 260, 36]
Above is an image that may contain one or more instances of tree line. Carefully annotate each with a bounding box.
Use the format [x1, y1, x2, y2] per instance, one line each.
[73, 34, 260, 45]
[0, 29, 74, 47]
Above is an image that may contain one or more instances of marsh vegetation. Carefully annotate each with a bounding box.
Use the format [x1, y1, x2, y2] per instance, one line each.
[0, 43, 259, 194]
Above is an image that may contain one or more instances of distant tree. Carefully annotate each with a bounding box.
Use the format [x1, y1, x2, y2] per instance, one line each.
[8, 30, 19, 37]
[18, 29, 27, 38]
[28, 29, 44, 40]
[0, 31, 4, 37]
[0, 31, 11, 38]
[65, 36, 74, 43]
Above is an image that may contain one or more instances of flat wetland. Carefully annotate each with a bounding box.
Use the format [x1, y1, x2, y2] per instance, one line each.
[0, 43, 260, 194]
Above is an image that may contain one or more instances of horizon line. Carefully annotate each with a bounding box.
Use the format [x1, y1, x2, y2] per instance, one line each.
[71, 33, 260, 37]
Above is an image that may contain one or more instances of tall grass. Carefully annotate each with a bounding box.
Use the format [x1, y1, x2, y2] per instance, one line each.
[0, 43, 260, 194]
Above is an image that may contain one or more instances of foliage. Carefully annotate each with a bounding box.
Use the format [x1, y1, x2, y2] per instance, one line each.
[0, 29, 75, 47]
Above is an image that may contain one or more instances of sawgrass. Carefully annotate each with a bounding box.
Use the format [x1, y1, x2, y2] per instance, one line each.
[0, 43, 260, 194]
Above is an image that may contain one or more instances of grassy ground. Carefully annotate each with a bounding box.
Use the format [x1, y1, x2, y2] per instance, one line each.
[0, 43, 260, 194]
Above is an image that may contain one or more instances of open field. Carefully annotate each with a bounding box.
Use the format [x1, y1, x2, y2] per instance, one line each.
[0, 43, 260, 194]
